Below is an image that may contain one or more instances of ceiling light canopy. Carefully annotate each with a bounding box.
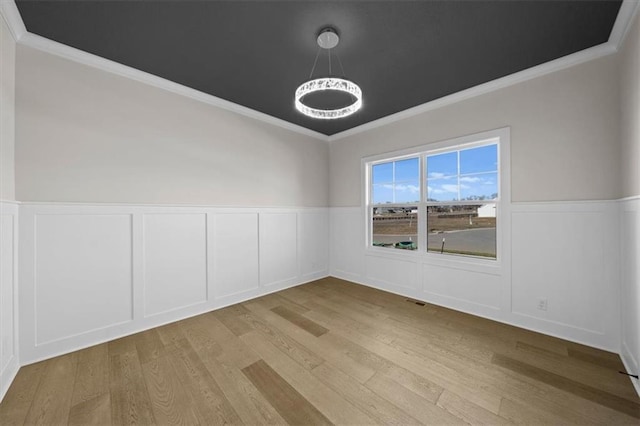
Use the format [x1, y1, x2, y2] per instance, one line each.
[295, 28, 362, 120]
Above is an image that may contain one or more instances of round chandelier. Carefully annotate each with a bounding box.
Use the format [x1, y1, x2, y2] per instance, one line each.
[295, 28, 362, 120]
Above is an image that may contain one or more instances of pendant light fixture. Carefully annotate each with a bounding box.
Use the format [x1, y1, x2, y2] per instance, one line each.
[295, 28, 362, 120]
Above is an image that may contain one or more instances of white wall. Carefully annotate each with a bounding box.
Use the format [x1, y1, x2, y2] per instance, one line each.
[18, 202, 329, 364]
[330, 55, 620, 206]
[0, 14, 15, 201]
[329, 55, 623, 352]
[619, 8, 640, 394]
[0, 14, 18, 402]
[15, 45, 329, 207]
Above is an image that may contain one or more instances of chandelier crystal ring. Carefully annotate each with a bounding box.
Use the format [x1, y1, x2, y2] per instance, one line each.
[295, 77, 362, 120]
[294, 28, 362, 120]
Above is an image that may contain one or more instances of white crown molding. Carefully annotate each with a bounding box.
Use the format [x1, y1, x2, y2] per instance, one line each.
[327, 42, 618, 143]
[609, 0, 640, 48]
[18, 32, 328, 142]
[3, 0, 638, 144]
[0, 0, 26, 41]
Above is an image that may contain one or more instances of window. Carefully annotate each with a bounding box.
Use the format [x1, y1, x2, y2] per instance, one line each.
[365, 128, 508, 261]
[371, 157, 420, 250]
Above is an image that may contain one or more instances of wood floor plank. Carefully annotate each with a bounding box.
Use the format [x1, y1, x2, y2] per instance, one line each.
[436, 390, 511, 425]
[513, 341, 636, 400]
[167, 338, 243, 424]
[306, 302, 504, 414]
[271, 304, 329, 337]
[240, 309, 325, 370]
[214, 305, 254, 337]
[0, 362, 47, 426]
[68, 393, 111, 426]
[499, 397, 581, 425]
[135, 328, 167, 364]
[109, 350, 155, 425]
[24, 352, 78, 425]
[141, 354, 202, 425]
[241, 330, 378, 425]
[312, 362, 421, 425]
[567, 346, 626, 371]
[71, 344, 109, 407]
[365, 373, 465, 425]
[242, 359, 333, 426]
[201, 353, 288, 425]
[186, 313, 259, 369]
[319, 331, 444, 403]
[245, 299, 376, 383]
[492, 353, 640, 419]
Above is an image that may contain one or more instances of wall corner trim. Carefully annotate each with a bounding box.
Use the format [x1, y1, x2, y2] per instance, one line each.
[609, 0, 640, 49]
[0, 0, 26, 42]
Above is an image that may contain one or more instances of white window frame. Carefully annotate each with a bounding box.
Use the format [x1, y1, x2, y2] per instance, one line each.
[362, 127, 510, 271]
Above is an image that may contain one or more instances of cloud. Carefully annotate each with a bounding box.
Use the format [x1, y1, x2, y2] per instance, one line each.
[459, 176, 480, 183]
[429, 172, 446, 178]
[395, 184, 420, 194]
[441, 184, 458, 193]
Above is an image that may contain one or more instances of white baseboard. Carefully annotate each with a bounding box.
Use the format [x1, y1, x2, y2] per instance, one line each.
[621, 341, 640, 397]
[0, 355, 19, 402]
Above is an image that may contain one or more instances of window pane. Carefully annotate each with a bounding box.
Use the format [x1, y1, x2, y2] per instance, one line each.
[372, 162, 393, 184]
[427, 177, 459, 202]
[394, 158, 419, 181]
[426, 151, 457, 179]
[372, 206, 418, 250]
[460, 144, 497, 174]
[426, 204, 496, 258]
[372, 184, 393, 204]
[394, 180, 420, 203]
[459, 172, 498, 200]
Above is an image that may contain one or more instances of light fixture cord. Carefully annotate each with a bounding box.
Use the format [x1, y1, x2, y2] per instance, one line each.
[335, 51, 346, 78]
[309, 46, 321, 79]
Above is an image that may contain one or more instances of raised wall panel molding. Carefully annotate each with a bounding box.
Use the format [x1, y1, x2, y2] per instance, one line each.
[329, 200, 622, 352]
[620, 197, 640, 397]
[17, 203, 329, 364]
[0, 202, 19, 402]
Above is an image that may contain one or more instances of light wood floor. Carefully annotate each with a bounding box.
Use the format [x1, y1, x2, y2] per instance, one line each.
[1, 277, 639, 425]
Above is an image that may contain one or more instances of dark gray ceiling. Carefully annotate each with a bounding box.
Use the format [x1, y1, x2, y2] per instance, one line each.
[16, 1, 622, 136]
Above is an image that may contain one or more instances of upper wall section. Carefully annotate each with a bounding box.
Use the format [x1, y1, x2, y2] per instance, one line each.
[0, 16, 16, 201]
[620, 8, 640, 198]
[15, 45, 329, 207]
[329, 54, 620, 206]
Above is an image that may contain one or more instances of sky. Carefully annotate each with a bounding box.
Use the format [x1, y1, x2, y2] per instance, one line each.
[372, 144, 498, 204]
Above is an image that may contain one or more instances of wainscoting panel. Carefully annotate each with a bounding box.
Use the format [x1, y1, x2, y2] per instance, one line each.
[259, 212, 298, 287]
[18, 204, 329, 364]
[34, 214, 134, 346]
[620, 197, 640, 396]
[365, 254, 418, 291]
[422, 263, 501, 311]
[143, 213, 207, 317]
[212, 213, 259, 300]
[330, 202, 621, 352]
[511, 202, 620, 349]
[0, 202, 18, 401]
[330, 208, 364, 281]
[299, 211, 329, 278]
